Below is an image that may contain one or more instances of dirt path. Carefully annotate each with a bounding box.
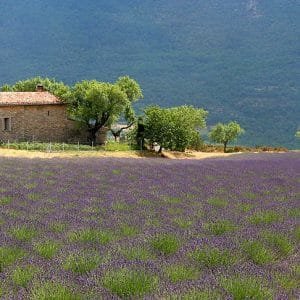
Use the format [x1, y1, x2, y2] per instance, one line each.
[0, 148, 239, 159]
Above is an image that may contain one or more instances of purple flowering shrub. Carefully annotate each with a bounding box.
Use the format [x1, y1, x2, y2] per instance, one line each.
[0, 153, 299, 298]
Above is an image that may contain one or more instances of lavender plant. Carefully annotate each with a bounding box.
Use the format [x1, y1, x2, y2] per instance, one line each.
[0, 153, 298, 298]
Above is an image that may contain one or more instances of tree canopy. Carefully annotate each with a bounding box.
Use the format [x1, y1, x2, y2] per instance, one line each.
[144, 105, 208, 152]
[110, 76, 143, 141]
[209, 121, 245, 152]
[69, 76, 142, 145]
[1, 77, 70, 101]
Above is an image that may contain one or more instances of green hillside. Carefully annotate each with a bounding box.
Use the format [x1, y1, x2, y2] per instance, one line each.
[0, 0, 299, 148]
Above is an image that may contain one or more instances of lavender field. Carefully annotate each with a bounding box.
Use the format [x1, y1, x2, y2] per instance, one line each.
[0, 153, 299, 299]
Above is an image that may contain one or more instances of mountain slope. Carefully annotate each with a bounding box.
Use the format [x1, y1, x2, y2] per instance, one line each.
[0, 0, 299, 148]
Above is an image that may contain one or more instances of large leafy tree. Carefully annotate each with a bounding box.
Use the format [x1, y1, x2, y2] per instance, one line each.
[69, 76, 142, 145]
[209, 121, 245, 152]
[110, 76, 143, 141]
[1, 77, 70, 101]
[144, 105, 208, 152]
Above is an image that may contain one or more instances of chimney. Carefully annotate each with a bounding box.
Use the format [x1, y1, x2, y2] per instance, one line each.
[36, 84, 45, 92]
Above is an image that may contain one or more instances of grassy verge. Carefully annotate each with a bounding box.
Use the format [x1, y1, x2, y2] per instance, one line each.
[0, 141, 135, 152]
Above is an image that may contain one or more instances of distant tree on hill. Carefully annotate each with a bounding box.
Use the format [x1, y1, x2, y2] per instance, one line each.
[209, 121, 245, 153]
[1, 77, 70, 101]
[144, 105, 208, 152]
[69, 76, 142, 145]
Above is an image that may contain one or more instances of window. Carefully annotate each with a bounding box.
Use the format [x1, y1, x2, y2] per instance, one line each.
[3, 118, 11, 131]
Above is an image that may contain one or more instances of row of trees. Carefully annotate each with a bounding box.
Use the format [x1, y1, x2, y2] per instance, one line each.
[1, 76, 244, 152]
[2, 76, 142, 145]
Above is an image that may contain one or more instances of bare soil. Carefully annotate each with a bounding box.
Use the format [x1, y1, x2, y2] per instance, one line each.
[0, 148, 239, 160]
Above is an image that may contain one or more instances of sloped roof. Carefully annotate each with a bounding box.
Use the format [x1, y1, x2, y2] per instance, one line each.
[0, 92, 63, 106]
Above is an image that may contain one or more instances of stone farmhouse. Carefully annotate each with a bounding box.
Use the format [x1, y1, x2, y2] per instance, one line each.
[0, 86, 105, 144]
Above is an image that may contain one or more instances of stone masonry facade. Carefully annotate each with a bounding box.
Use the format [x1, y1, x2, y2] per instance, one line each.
[0, 89, 108, 144]
[0, 104, 78, 143]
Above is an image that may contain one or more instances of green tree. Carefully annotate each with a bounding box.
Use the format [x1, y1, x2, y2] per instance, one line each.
[209, 121, 245, 152]
[69, 77, 142, 145]
[110, 76, 143, 141]
[1, 77, 70, 101]
[144, 105, 208, 152]
[296, 131, 300, 138]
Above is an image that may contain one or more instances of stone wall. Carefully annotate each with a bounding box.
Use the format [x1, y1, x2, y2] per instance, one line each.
[0, 104, 81, 143]
[0, 104, 108, 144]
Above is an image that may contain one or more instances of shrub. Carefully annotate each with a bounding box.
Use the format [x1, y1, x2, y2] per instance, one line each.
[121, 246, 153, 261]
[10, 226, 38, 241]
[275, 273, 299, 292]
[190, 247, 235, 268]
[204, 220, 236, 235]
[169, 289, 222, 300]
[248, 211, 281, 225]
[12, 266, 38, 288]
[0, 247, 26, 271]
[34, 241, 61, 259]
[207, 197, 228, 208]
[49, 222, 67, 233]
[68, 229, 114, 245]
[0, 196, 12, 205]
[294, 226, 300, 241]
[164, 264, 200, 283]
[63, 251, 101, 274]
[151, 234, 181, 256]
[220, 276, 273, 299]
[31, 281, 81, 300]
[144, 105, 207, 152]
[262, 232, 294, 256]
[242, 241, 274, 265]
[103, 268, 158, 297]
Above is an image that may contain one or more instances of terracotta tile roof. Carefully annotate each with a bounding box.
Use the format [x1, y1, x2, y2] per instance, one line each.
[0, 92, 63, 106]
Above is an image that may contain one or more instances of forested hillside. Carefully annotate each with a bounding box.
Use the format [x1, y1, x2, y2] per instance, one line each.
[0, 0, 299, 148]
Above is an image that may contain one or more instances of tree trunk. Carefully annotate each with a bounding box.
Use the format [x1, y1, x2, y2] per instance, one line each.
[111, 122, 134, 143]
[88, 128, 99, 146]
[110, 130, 121, 142]
[158, 145, 163, 153]
[223, 141, 228, 153]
